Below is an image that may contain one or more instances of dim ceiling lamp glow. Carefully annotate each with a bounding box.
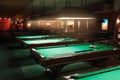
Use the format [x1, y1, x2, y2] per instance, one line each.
[56, 17, 95, 20]
[67, 21, 74, 25]
[27, 22, 31, 28]
[116, 18, 120, 24]
[46, 22, 50, 26]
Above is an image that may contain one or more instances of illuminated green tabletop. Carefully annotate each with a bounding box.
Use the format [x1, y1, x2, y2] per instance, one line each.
[17, 35, 55, 39]
[33, 43, 119, 59]
[23, 38, 76, 45]
[67, 66, 120, 80]
[31, 43, 120, 80]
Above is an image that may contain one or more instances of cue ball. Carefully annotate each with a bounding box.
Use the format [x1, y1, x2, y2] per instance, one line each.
[90, 45, 93, 48]
[90, 45, 96, 48]
[113, 48, 117, 50]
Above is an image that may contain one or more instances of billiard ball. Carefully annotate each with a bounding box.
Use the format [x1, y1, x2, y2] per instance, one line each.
[90, 45, 96, 48]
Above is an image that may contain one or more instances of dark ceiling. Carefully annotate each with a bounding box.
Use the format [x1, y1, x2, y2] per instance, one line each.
[0, 0, 32, 17]
[0, 0, 115, 17]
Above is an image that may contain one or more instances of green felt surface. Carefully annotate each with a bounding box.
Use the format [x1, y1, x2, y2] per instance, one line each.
[18, 35, 55, 39]
[23, 38, 76, 44]
[74, 66, 120, 80]
[33, 43, 119, 58]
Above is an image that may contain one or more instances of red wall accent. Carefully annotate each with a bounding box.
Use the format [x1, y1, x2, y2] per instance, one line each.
[0, 18, 11, 31]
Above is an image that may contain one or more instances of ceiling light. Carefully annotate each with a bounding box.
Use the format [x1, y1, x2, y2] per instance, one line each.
[56, 17, 95, 20]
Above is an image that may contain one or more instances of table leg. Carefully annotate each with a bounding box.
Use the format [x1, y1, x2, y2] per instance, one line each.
[50, 65, 66, 80]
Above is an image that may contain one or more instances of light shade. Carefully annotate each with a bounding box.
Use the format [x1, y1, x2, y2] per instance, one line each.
[57, 6, 95, 18]
[56, 17, 95, 20]
[29, 6, 96, 20]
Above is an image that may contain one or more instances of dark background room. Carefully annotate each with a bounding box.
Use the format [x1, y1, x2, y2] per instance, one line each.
[0, 0, 120, 80]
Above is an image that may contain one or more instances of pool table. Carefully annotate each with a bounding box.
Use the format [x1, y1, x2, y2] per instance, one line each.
[15, 35, 57, 40]
[30, 43, 120, 80]
[63, 66, 120, 80]
[19, 37, 80, 48]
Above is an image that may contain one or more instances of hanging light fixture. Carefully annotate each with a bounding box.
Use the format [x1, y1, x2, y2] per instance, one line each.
[29, 0, 96, 20]
[56, 7, 96, 19]
[55, 0, 96, 20]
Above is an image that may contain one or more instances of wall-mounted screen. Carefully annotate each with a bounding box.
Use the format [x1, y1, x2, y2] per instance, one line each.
[101, 18, 108, 30]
